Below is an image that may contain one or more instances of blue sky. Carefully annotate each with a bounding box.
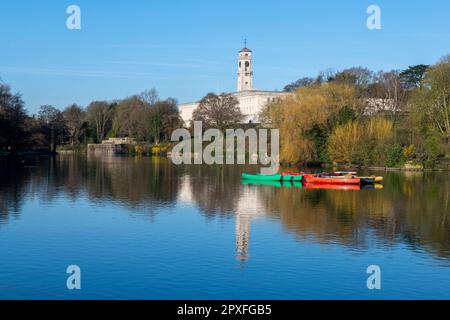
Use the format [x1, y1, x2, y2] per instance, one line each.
[0, 0, 449, 114]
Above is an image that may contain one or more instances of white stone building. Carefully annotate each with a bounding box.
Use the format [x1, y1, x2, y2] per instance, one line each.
[179, 45, 289, 126]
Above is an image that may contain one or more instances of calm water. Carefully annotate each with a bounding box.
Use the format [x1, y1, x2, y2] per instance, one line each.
[0, 155, 449, 300]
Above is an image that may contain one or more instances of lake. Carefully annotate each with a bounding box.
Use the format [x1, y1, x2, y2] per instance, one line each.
[0, 155, 449, 299]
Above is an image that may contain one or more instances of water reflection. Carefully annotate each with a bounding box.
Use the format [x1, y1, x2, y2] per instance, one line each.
[0, 155, 449, 262]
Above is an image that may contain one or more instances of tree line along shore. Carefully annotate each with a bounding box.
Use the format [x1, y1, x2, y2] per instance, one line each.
[1, 54, 449, 170]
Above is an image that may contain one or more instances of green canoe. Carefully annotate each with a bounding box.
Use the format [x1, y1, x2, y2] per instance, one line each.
[242, 173, 284, 181]
[242, 173, 303, 182]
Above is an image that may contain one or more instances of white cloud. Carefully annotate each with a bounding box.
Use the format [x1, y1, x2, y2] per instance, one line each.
[106, 60, 227, 69]
[0, 66, 177, 79]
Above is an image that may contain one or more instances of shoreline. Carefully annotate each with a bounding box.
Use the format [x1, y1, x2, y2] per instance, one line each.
[334, 165, 450, 172]
[2, 151, 450, 172]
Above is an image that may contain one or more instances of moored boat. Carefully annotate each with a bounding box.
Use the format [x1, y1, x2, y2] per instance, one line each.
[360, 177, 376, 184]
[357, 176, 384, 184]
[319, 171, 357, 177]
[304, 172, 383, 185]
[242, 173, 284, 181]
[361, 176, 383, 183]
[305, 183, 361, 191]
[305, 182, 384, 191]
[304, 175, 361, 185]
[334, 171, 358, 176]
[242, 173, 302, 182]
[243, 171, 381, 185]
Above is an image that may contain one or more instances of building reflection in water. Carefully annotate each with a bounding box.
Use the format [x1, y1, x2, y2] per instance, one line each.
[178, 175, 266, 263]
[235, 214, 250, 262]
[234, 184, 266, 263]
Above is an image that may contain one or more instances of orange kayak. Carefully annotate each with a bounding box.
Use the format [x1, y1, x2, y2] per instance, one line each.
[304, 175, 361, 185]
[305, 183, 361, 191]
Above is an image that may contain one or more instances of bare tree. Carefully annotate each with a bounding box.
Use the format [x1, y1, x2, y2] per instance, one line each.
[0, 84, 27, 153]
[192, 93, 244, 131]
[381, 71, 407, 120]
[140, 88, 159, 105]
[150, 98, 181, 143]
[38, 105, 66, 153]
[317, 68, 336, 83]
[63, 104, 86, 146]
[334, 67, 375, 91]
[439, 54, 450, 63]
[284, 77, 315, 92]
[87, 101, 112, 143]
[112, 96, 146, 139]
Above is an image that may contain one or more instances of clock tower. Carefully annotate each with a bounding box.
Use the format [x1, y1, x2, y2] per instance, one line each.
[237, 40, 253, 92]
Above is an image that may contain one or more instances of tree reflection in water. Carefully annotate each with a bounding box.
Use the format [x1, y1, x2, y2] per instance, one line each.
[0, 155, 448, 261]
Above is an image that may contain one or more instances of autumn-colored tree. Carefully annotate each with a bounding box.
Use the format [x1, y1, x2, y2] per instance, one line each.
[363, 117, 395, 165]
[262, 82, 364, 164]
[328, 116, 394, 166]
[366, 117, 394, 145]
[328, 121, 364, 165]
